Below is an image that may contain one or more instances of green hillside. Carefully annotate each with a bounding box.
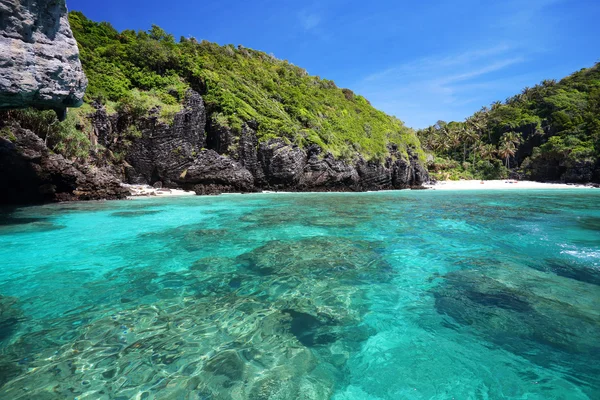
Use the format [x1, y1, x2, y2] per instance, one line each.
[67, 11, 423, 162]
[418, 63, 600, 181]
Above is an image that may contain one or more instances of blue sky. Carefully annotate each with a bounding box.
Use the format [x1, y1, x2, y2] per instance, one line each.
[68, 0, 599, 129]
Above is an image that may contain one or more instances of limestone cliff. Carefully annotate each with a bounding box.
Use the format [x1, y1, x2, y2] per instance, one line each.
[0, 127, 128, 204]
[91, 90, 429, 195]
[0, 0, 87, 117]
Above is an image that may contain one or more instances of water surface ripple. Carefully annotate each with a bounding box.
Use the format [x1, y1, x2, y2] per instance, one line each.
[0, 190, 599, 399]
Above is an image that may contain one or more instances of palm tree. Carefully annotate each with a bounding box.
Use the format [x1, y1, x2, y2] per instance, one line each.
[503, 131, 522, 147]
[479, 144, 497, 160]
[419, 126, 437, 152]
[471, 109, 490, 142]
[498, 140, 516, 168]
[433, 133, 450, 154]
[498, 132, 521, 168]
[446, 128, 462, 156]
[471, 140, 488, 165]
[460, 124, 478, 163]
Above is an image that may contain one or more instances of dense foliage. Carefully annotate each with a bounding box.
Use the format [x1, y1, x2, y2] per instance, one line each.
[67, 12, 422, 162]
[0, 107, 93, 161]
[418, 63, 600, 181]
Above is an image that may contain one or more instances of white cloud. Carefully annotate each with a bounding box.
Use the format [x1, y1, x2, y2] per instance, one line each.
[354, 45, 529, 128]
[298, 11, 321, 31]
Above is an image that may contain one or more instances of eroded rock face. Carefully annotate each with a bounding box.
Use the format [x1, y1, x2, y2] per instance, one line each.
[93, 90, 206, 186]
[0, 0, 87, 115]
[257, 139, 307, 188]
[0, 127, 128, 204]
[93, 95, 428, 195]
[256, 139, 427, 191]
[91, 90, 428, 195]
[175, 149, 256, 195]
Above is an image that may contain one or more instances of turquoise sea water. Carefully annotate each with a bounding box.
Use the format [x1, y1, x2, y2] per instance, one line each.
[0, 190, 599, 399]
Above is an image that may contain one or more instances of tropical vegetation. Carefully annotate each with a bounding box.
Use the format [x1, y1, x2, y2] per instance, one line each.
[64, 11, 422, 162]
[417, 63, 600, 181]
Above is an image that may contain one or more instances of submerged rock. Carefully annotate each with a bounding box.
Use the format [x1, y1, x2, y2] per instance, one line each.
[529, 259, 600, 286]
[0, 235, 393, 398]
[432, 267, 600, 382]
[0, 295, 23, 343]
[0, 288, 334, 399]
[0, 0, 87, 116]
[238, 236, 391, 278]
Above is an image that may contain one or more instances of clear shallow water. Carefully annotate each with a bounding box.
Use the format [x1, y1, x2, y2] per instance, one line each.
[0, 190, 599, 400]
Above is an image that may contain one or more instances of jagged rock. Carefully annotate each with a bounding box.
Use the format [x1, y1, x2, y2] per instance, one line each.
[0, 0, 87, 116]
[355, 160, 391, 190]
[301, 150, 360, 190]
[0, 127, 128, 204]
[254, 139, 428, 191]
[207, 120, 260, 176]
[392, 148, 429, 188]
[560, 160, 595, 183]
[129, 90, 206, 185]
[258, 139, 307, 188]
[175, 149, 255, 195]
[91, 90, 428, 195]
[93, 90, 206, 186]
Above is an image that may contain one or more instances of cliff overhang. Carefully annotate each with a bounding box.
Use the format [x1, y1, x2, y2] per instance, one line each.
[0, 0, 87, 118]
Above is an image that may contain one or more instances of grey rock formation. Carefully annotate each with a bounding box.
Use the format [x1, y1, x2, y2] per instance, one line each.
[92, 90, 428, 195]
[0, 127, 128, 204]
[300, 148, 360, 190]
[94, 90, 206, 186]
[207, 120, 260, 176]
[0, 0, 87, 116]
[256, 139, 427, 191]
[175, 149, 255, 195]
[257, 139, 307, 188]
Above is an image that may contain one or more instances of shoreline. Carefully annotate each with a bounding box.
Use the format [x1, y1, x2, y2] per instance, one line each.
[424, 180, 598, 191]
[123, 184, 196, 198]
[123, 180, 598, 199]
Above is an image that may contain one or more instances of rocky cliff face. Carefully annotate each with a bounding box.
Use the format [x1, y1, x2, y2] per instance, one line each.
[92, 90, 429, 195]
[0, 127, 128, 204]
[0, 3, 427, 204]
[0, 0, 87, 117]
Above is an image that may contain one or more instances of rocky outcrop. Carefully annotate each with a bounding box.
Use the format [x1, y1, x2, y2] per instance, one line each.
[522, 157, 598, 183]
[0, 127, 128, 204]
[0, 0, 87, 117]
[94, 90, 206, 187]
[256, 140, 427, 191]
[257, 139, 309, 188]
[91, 90, 428, 195]
[207, 120, 260, 176]
[204, 119, 428, 192]
[175, 149, 255, 195]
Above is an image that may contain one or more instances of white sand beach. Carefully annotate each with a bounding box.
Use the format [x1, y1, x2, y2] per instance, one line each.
[123, 184, 196, 198]
[424, 180, 597, 191]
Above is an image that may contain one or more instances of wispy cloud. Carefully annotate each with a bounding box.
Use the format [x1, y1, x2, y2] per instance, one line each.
[438, 57, 525, 84]
[348, 0, 570, 129]
[354, 44, 530, 128]
[298, 11, 321, 31]
[491, 0, 567, 29]
[364, 44, 516, 83]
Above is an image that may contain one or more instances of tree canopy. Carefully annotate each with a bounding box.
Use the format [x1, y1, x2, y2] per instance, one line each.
[417, 63, 600, 181]
[68, 11, 423, 162]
